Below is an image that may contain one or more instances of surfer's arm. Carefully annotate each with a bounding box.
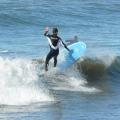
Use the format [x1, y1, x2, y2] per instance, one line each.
[44, 27, 49, 36]
[59, 38, 70, 51]
[44, 31, 49, 37]
[44, 32, 48, 36]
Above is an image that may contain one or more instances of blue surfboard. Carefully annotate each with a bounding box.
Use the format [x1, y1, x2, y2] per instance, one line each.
[58, 41, 86, 69]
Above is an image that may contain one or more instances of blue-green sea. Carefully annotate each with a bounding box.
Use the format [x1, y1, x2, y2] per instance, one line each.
[0, 0, 120, 119]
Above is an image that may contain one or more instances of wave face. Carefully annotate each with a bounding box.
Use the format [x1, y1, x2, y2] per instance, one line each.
[0, 55, 103, 105]
[77, 55, 120, 88]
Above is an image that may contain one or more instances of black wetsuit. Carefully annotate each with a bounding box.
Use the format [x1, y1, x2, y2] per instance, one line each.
[44, 32, 69, 70]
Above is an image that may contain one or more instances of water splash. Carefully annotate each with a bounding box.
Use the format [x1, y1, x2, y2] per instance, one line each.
[0, 57, 54, 105]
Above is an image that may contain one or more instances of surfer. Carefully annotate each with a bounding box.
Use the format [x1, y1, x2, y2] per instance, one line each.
[44, 27, 70, 71]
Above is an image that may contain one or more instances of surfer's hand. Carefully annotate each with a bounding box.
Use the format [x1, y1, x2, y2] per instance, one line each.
[69, 49, 73, 54]
[45, 27, 49, 32]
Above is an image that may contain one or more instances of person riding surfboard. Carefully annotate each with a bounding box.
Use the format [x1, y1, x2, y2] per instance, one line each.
[44, 27, 70, 71]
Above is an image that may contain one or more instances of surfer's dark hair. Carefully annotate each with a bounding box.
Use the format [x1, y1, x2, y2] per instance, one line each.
[52, 28, 58, 34]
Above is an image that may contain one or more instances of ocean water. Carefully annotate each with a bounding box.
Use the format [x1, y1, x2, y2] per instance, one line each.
[0, 0, 120, 119]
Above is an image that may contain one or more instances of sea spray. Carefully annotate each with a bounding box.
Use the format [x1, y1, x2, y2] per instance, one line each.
[0, 57, 53, 105]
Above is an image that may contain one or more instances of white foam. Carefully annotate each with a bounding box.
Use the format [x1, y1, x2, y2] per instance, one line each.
[99, 54, 117, 67]
[52, 75, 100, 93]
[87, 50, 117, 67]
[68, 77, 100, 93]
[53, 86, 100, 93]
[0, 57, 53, 105]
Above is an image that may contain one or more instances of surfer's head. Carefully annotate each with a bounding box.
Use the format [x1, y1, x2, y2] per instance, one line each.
[52, 27, 58, 35]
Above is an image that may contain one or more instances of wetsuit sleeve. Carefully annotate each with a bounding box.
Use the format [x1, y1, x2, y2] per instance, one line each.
[44, 31, 49, 37]
[47, 37, 58, 50]
[44, 32, 58, 50]
[59, 38, 70, 51]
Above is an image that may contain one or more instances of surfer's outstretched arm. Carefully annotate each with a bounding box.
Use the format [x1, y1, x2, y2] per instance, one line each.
[60, 38, 70, 52]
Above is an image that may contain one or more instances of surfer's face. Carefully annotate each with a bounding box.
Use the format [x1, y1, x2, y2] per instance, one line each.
[53, 32, 58, 36]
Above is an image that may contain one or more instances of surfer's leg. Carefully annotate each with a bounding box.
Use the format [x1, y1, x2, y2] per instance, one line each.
[53, 49, 59, 67]
[54, 56, 57, 67]
[45, 51, 53, 71]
